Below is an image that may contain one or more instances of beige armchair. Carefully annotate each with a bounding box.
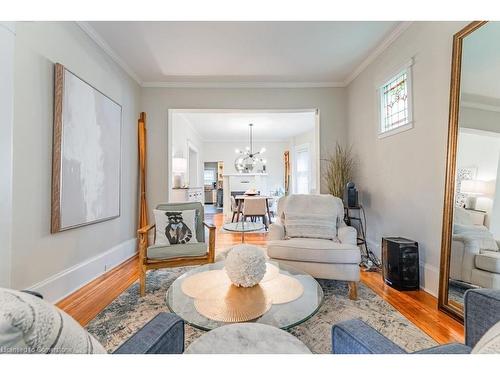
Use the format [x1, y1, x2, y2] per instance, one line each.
[267, 194, 360, 299]
[137, 202, 215, 296]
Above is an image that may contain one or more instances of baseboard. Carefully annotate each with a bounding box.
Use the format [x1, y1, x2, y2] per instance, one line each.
[29, 238, 137, 303]
[365, 237, 439, 297]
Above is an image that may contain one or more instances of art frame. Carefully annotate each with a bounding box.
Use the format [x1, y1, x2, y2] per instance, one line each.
[51, 63, 122, 233]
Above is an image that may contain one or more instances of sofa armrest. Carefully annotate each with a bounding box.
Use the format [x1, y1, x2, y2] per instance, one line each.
[464, 289, 500, 347]
[338, 225, 357, 246]
[113, 313, 184, 354]
[268, 222, 285, 241]
[413, 343, 471, 354]
[332, 319, 406, 354]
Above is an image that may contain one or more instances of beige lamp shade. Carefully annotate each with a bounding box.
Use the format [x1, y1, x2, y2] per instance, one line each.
[460, 179, 488, 196]
[172, 157, 187, 174]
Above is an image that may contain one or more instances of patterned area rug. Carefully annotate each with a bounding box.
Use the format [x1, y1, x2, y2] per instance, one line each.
[86, 266, 436, 354]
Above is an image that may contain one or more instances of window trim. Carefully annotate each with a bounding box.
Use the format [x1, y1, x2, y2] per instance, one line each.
[377, 59, 414, 139]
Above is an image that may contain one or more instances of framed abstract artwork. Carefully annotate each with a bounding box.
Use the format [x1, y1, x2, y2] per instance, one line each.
[51, 63, 122, 233]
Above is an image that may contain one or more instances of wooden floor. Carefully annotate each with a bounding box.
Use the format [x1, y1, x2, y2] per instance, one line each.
[57, 210, 464, 344]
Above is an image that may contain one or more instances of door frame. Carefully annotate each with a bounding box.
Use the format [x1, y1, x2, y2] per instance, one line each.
[167, 108, 320, 202]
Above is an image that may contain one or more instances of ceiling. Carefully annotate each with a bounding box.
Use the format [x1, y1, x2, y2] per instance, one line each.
[82, 21, 403, 86]
[462, 21, 500, 100]
[174, 111, 316, 141]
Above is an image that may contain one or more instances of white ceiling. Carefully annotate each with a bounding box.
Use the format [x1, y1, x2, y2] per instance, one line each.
[82, 21, 403, 86]
[174, 111, 316, 141]
[462, 21, 500, 100]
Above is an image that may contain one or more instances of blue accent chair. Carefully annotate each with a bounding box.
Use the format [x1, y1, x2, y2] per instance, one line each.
[332, 289, 500, 354]
[114, 312, 184, 354]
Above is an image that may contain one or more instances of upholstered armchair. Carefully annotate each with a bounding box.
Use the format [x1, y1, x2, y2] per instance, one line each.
[332, 289, 500, 354]
[267, 194, 360, 299]
[137, 202, 215, 296]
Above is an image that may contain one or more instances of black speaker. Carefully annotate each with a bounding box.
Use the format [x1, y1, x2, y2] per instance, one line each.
[344, 182, 359, 208]
[382, 237, 419, 291]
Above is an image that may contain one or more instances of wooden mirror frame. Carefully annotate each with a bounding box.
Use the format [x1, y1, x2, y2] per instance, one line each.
[438, 21, 488, 321]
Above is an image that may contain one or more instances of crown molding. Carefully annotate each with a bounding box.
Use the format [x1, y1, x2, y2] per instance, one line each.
[77, 21, 412, 89]
[462, 101, 500, 113]
[142, 81, 344, 88]
[0, 22, 16, 35]
[76, 21, 143, 85]
[342, 21, 413, 86]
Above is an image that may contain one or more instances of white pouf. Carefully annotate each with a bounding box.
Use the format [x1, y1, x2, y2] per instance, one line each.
[225, 245, 267, 287]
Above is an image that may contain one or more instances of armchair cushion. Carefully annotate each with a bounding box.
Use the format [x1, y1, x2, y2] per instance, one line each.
[147, 242, 207, 260]
[114, 313, 184, 354]
[332, 319, 406, 354]
[475, 251, 500, 274]
[267, 238, 361, 264]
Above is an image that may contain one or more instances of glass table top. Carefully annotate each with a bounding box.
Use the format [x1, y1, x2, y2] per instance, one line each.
[166, 260, 324, 331]
[222, 221, 264, 232]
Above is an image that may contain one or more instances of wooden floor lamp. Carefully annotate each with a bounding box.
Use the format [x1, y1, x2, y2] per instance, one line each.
[138, 112, 148, 240]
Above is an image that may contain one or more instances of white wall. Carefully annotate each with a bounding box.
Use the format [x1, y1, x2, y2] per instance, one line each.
[171, 113, 204, 188]
[457, 129, 500, 236]
[0, 22, 15, 288]
[11, 22, 142, 302]
[347, 21, 468, 296]
[203, 140, 289, 193]
[142, 87, 346, 222]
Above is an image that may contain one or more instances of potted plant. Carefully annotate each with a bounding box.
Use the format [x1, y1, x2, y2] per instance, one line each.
[322, 143, 355, 199]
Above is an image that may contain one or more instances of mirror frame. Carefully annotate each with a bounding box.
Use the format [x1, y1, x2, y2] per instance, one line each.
[438, 21, 488, 321]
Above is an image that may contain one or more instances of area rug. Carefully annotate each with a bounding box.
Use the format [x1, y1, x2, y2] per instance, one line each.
[86, 266, 437, 354]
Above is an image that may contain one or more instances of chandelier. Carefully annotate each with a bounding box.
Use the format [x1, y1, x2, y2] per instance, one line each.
[234, 123, 267, 173]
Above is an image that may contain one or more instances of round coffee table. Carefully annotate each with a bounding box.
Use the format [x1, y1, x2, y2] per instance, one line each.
[166, 260, 323, 331]
[222, 221, 264, 242]
[185, 323, 311, 354]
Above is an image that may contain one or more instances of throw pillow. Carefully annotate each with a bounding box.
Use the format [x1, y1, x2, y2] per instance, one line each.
[284, 212, 337, 240]
[472, 321, 500, 354]
[153, 209, 198, 245]
[0, 288, 106, 354]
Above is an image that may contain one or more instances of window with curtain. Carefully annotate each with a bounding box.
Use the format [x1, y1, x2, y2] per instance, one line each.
[295, 145, 310, 194]
[379, 62, 413, 138]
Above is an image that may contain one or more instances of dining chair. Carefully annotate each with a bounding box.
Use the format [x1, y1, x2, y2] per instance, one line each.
[242, 197, 269, 229]
[230, 196, 242, 222]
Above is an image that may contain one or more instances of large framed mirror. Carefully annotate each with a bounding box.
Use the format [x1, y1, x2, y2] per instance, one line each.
[439, 21, 500, 320]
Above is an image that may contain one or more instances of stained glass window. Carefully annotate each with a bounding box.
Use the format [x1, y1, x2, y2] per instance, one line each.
[379, 66, 413, 136]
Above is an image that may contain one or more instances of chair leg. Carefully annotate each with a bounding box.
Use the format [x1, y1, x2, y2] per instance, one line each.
[231, 212, 236, 223]
[348, 281, 358, 300]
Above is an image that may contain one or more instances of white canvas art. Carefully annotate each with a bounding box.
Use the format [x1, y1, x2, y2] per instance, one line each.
[51, 64, 121, 232]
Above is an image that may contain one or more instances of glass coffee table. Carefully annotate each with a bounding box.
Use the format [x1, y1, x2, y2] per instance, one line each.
[166, 260, 324, 331]
[222, 221, 264, 242]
